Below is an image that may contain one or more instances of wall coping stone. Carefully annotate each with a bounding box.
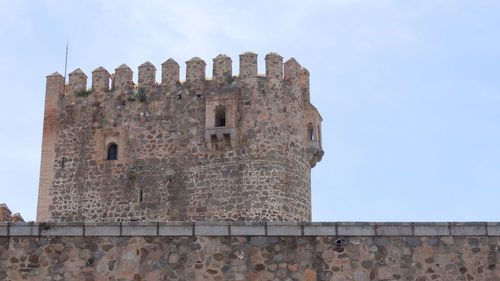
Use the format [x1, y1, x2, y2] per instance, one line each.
[1, 222, 499, 237]
[121, 222, 158, 236]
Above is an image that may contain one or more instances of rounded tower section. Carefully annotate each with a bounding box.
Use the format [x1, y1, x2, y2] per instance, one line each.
[38, 53, 323, 222]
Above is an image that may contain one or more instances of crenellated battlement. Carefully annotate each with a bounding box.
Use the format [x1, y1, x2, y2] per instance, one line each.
[63, 53, 310, 95]
[39, 52, 323, 223]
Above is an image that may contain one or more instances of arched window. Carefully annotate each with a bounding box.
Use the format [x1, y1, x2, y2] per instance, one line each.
[215, 107, 226, 127]
[307, 123, 315, 141]
[107, 143, 118, 160]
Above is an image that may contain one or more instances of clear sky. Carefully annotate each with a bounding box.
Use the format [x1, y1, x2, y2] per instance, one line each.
[0, 1, 499, 222]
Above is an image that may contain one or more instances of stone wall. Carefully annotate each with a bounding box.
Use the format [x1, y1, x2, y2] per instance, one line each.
[37, 52, 324, 223]
[0, 204, 24, 222]
[1, 222, 499, 280]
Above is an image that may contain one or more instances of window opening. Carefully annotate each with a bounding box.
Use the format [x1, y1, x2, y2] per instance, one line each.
[223, 134, 231, 149]
[211, 134, 218, 151]
[215, 107, 226, 127]
[307, 124, 315, 141]
[138, 188, 143, 203]
[107, 143, 118, 160]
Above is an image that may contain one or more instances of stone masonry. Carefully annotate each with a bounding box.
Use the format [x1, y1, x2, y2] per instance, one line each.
[37, 52, 324, 223]
[0, 204, 24, 222]
[2, 50, 498, 280]
[1, 222, 499, 280]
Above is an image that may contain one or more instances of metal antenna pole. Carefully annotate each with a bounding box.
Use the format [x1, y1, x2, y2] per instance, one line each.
[64, 39, 68, 82]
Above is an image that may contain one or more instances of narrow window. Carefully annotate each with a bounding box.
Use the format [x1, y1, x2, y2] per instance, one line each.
[138, 188, 143, 202]
[223, 133, 231, 149]
[215, 107, 226, 127]
[107, 143, 118, 160]
[307, 123, 315, 141]
[211, 134, 218, 151]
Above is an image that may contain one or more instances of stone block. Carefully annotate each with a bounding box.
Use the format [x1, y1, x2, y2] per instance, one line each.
[0, 222, 7, 236]
[338, 222, 375, 236]
[121, 222, 157, 236]
[267, 222, 302, 236]
[376, 223, 412, 236]
[40, 222, 84, 236]
[413, 223, 449, 236]
[487, 222, 500, 236]
[230, 222, 266, 236]
[85, 222, 121, 236]
[304, 222, 336, 236]
[195, 222, 229, 236]
[450, 223, 487, 236]
[159, 222, 193, 236]
[9, 222, 39, 236]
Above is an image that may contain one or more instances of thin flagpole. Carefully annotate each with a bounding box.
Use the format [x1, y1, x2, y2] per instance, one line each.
[64, 39, 68, 82]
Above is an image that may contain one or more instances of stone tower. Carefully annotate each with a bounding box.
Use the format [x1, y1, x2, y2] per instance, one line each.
[37, 52, 323, 222]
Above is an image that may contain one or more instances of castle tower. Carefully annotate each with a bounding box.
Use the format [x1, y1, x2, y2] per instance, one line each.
[37, 52, 323, 222]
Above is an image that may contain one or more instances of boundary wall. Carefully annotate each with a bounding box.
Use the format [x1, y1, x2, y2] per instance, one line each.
[1, 221, 500, 237]
[1, 222, 499, 280]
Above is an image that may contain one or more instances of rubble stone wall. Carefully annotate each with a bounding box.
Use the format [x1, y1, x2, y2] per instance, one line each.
[38, 53, 324, 222]
[1, 222, 499, 280]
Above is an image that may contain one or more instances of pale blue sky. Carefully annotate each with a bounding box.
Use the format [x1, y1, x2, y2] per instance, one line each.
[0, 1, 499, 222]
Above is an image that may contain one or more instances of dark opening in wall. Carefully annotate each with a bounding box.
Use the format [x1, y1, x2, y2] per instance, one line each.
[211, 134, 218, 151]
[107, 143, 118, 160]
[138, 188, 143, 203]
[215, 107, 226, 127]
[307, 123, 315, 141]
[223, 134, 231, 149]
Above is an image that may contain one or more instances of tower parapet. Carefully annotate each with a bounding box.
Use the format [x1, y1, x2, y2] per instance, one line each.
[161, 58, 179, 87]
[68, 68, 87, 94]
[284, 58, 301, 82]
[239, 52, 258, 78]
[38, 52, 323, 222]
[213, 54, 232, 85]
[91, 66, 110, 92]
[265, 52, 283, 80]
[138, 61, 156, 86]
[300, 67, 310, 102]
[113, 64, 133, 91]
[185, 57, 206, 83]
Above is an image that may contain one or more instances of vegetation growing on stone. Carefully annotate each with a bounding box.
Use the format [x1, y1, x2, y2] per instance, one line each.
[129, 87, 147, 102]
[135, 87, 147, 102]
[75, 88, 92, 97]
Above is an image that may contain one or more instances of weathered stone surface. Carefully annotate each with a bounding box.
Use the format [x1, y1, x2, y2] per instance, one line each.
[414, 222, 449, 236]
[450, 222, 487, 235]
[84, 222, 121, 236]
[38, 53, 323, 223]
[267, 222, 302, 235]
[195, 222, 229, 236]
[230, 222, 266, 236]
[0, 204, 24, 222]
[0, 223, 7, 236]
[376, 222, 412, 236]
[121, 222, 157, 236]
[39, 222, 83, 236]
[1, 234, 498, 280]
[9, 222, 39, 236]
[304, 222, 337, 236]
[338, 222, 375, 236]
[487, 222, 500, 236]
[159, 222, 193, 236]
